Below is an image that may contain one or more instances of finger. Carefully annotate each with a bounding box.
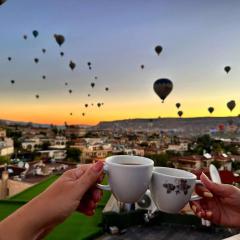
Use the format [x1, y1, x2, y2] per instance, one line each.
[190, 201, 205, 218]
[75, 161, 104, 198]
[200, 173, 233, 197]
[72, 164, 93, 179]
[63, 164, 92, 180]
[97, 173, 104, 183]
[195, 184, 213, 198]
[77, 199, 96, 213]
[91, 188, 103, 202]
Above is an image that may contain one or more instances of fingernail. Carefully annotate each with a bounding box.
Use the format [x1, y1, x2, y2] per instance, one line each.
[92, 161, 103, 173]
[201, 172, 209, 180]
[206, 211, 212, 218]
[192, 205, 197, 213]
[203, 192, 213, 198]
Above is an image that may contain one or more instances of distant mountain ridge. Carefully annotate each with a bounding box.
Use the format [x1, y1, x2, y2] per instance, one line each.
[97, 117, 240, 133]
[0, 119, 91, 128]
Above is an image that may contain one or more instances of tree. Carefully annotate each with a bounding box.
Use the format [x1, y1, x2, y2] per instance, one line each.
[232, 161, 240, 171]
[66, 148, 81, 162]
[211, 160, 221, 169]
[145, 154, 172, 167]
[0, 156, 10, 165]
[41, 141, 51, 150]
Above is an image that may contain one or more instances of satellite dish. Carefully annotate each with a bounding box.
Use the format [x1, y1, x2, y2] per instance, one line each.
[18, 161, 24, 168]
[25, 163, 30, 169]
[137, 193, 151, 209]
[209, 164, 221, 184]
[8, 168, 14, 174]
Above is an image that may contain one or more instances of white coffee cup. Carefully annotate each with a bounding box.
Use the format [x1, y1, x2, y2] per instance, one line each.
[150, 167, 201, 214]
[97, 155, 154, 203]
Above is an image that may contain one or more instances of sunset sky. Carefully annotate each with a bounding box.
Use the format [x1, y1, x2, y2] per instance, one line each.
[0, 0, 239, 125]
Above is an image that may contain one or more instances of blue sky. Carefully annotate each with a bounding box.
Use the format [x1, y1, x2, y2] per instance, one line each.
[0, 0, 239, 124]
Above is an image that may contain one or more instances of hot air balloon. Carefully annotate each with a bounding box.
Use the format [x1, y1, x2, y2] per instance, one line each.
[89, 66, 92, 70]
[32, 30, 39, 38]
[35, 94, 39, 99]
[227, 100, 236, 111]
[178, 111, 183, 118]
[69, 61, 76, 70]
[87, 62, 91, 66]
[34, 58, 39, 64]
[91, 82, 95, 88]
[105, 87, 109, 91]
[23, 35, 27, 40]
[91, 103, 94, 106]
[8, 57, 12, 61]
[97, 103, 101, 108]
[69, 89, 72, 94]
[42, 48, 46, 54]
[153, 78, 173, 103]
[176, 103, 181, 109]
[0, 0, 7, 6]
[102, 103, 104, 106]
[141, 64, 144, 69]
[60, 52, 64, 57]
[85, 104, 88, 108]
[208, 107, 214, 114]
[54, 34, 65, 46]
[70, 113, 73, 116]
[94, 76, 98, 80]
[10, 80, 15, 85]
[155, 45, 163, 55]
[42, 75, 46, 79]
[65, 82, 68, 86]
[88, 94, 91, 97]
[224, 66, 231, 74]
[82, 113, 85, 116]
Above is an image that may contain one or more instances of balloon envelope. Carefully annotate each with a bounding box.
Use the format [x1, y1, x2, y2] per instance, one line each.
[208, 107, 214, 114]
[224, 66, 231, 74]
[155, 45, 163, 55]
[69, 61, 76, 70]
[0, 0, 7, 5]
[178, 111, 183, 117]
[176, 103, 181, 109]
[32, 30, 39, 38]
[153, 78, 173, 102]
[227, 100, 236, 111]
[54, 34, 65, 46]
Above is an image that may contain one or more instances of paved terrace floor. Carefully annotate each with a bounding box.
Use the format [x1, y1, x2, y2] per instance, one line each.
[97, 224, 236, 240]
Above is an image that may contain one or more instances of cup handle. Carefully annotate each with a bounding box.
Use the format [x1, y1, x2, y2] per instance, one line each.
[96, 164, 111, 191]
[190, 179, 202, 201]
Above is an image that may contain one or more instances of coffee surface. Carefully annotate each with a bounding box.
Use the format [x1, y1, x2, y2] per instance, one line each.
[120, 163, 141, 165]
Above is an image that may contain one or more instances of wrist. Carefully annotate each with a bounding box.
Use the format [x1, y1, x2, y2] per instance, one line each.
[0, 196, 51, 240]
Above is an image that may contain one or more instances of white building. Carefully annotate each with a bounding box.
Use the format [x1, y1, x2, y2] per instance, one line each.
[38, 150, 66, 160]
[49, 136, 67, 149]
[167, 142, 188, 152]
[0, 137, 14, 156]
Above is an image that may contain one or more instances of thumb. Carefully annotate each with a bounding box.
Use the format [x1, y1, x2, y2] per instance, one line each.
[76, 161, 104, 198]
[200, 173, 232, 197]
